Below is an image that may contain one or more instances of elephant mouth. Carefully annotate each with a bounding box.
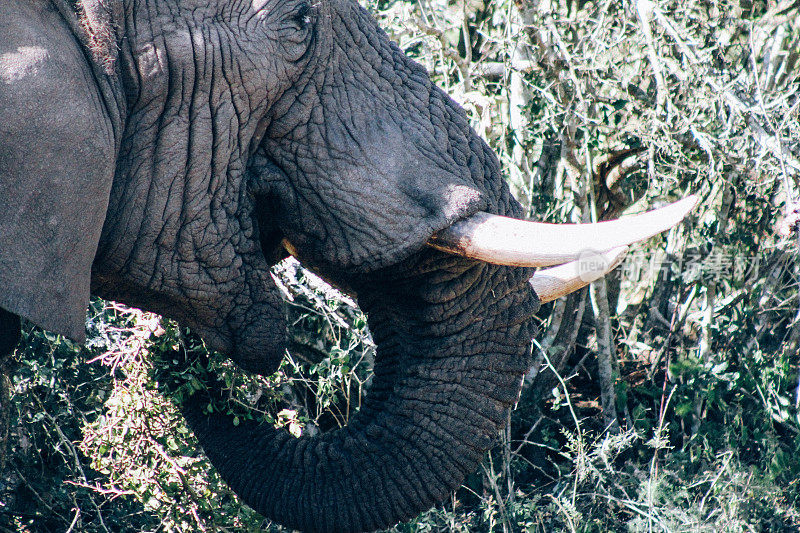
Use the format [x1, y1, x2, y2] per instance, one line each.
[281, 195, 698, 303]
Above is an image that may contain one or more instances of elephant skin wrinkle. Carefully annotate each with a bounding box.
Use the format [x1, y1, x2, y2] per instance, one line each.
[1, 0, 541, 531]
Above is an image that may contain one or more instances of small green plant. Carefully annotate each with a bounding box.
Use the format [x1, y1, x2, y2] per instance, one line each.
[3, 0, 800, 530]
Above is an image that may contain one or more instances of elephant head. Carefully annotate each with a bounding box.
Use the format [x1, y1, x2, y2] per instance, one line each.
[0, 0, 694, 530]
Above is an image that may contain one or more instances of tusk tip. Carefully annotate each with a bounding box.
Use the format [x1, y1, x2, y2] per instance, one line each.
[530, 245, 630, 303]
[679, 194, 700, 212]
[668, 194, 700, 220]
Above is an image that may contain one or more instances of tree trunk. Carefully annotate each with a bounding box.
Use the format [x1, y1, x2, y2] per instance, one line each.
[182, 252, 539, 532]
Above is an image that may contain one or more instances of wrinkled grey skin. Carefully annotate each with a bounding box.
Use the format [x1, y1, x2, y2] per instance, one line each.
[0, 1, 539, 531]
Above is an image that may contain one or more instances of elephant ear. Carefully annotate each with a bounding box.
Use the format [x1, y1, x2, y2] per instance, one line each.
[0, 1, 119, 342]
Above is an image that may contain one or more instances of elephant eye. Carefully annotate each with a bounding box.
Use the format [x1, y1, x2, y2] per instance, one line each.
[289, 2, 313, 30]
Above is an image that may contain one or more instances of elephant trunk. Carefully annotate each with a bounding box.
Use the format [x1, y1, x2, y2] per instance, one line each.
[182, 250, 538, 532]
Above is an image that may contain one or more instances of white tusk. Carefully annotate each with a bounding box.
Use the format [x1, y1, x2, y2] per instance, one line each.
[283, 240, 628, 304]
[427, 196, 698, 267]
[530, 246, 628, 303]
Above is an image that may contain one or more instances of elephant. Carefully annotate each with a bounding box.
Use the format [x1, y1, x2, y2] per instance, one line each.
[0, 0, 694, 531]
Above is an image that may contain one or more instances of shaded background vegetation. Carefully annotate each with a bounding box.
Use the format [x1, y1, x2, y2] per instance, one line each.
[2, 0, 800, 530]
